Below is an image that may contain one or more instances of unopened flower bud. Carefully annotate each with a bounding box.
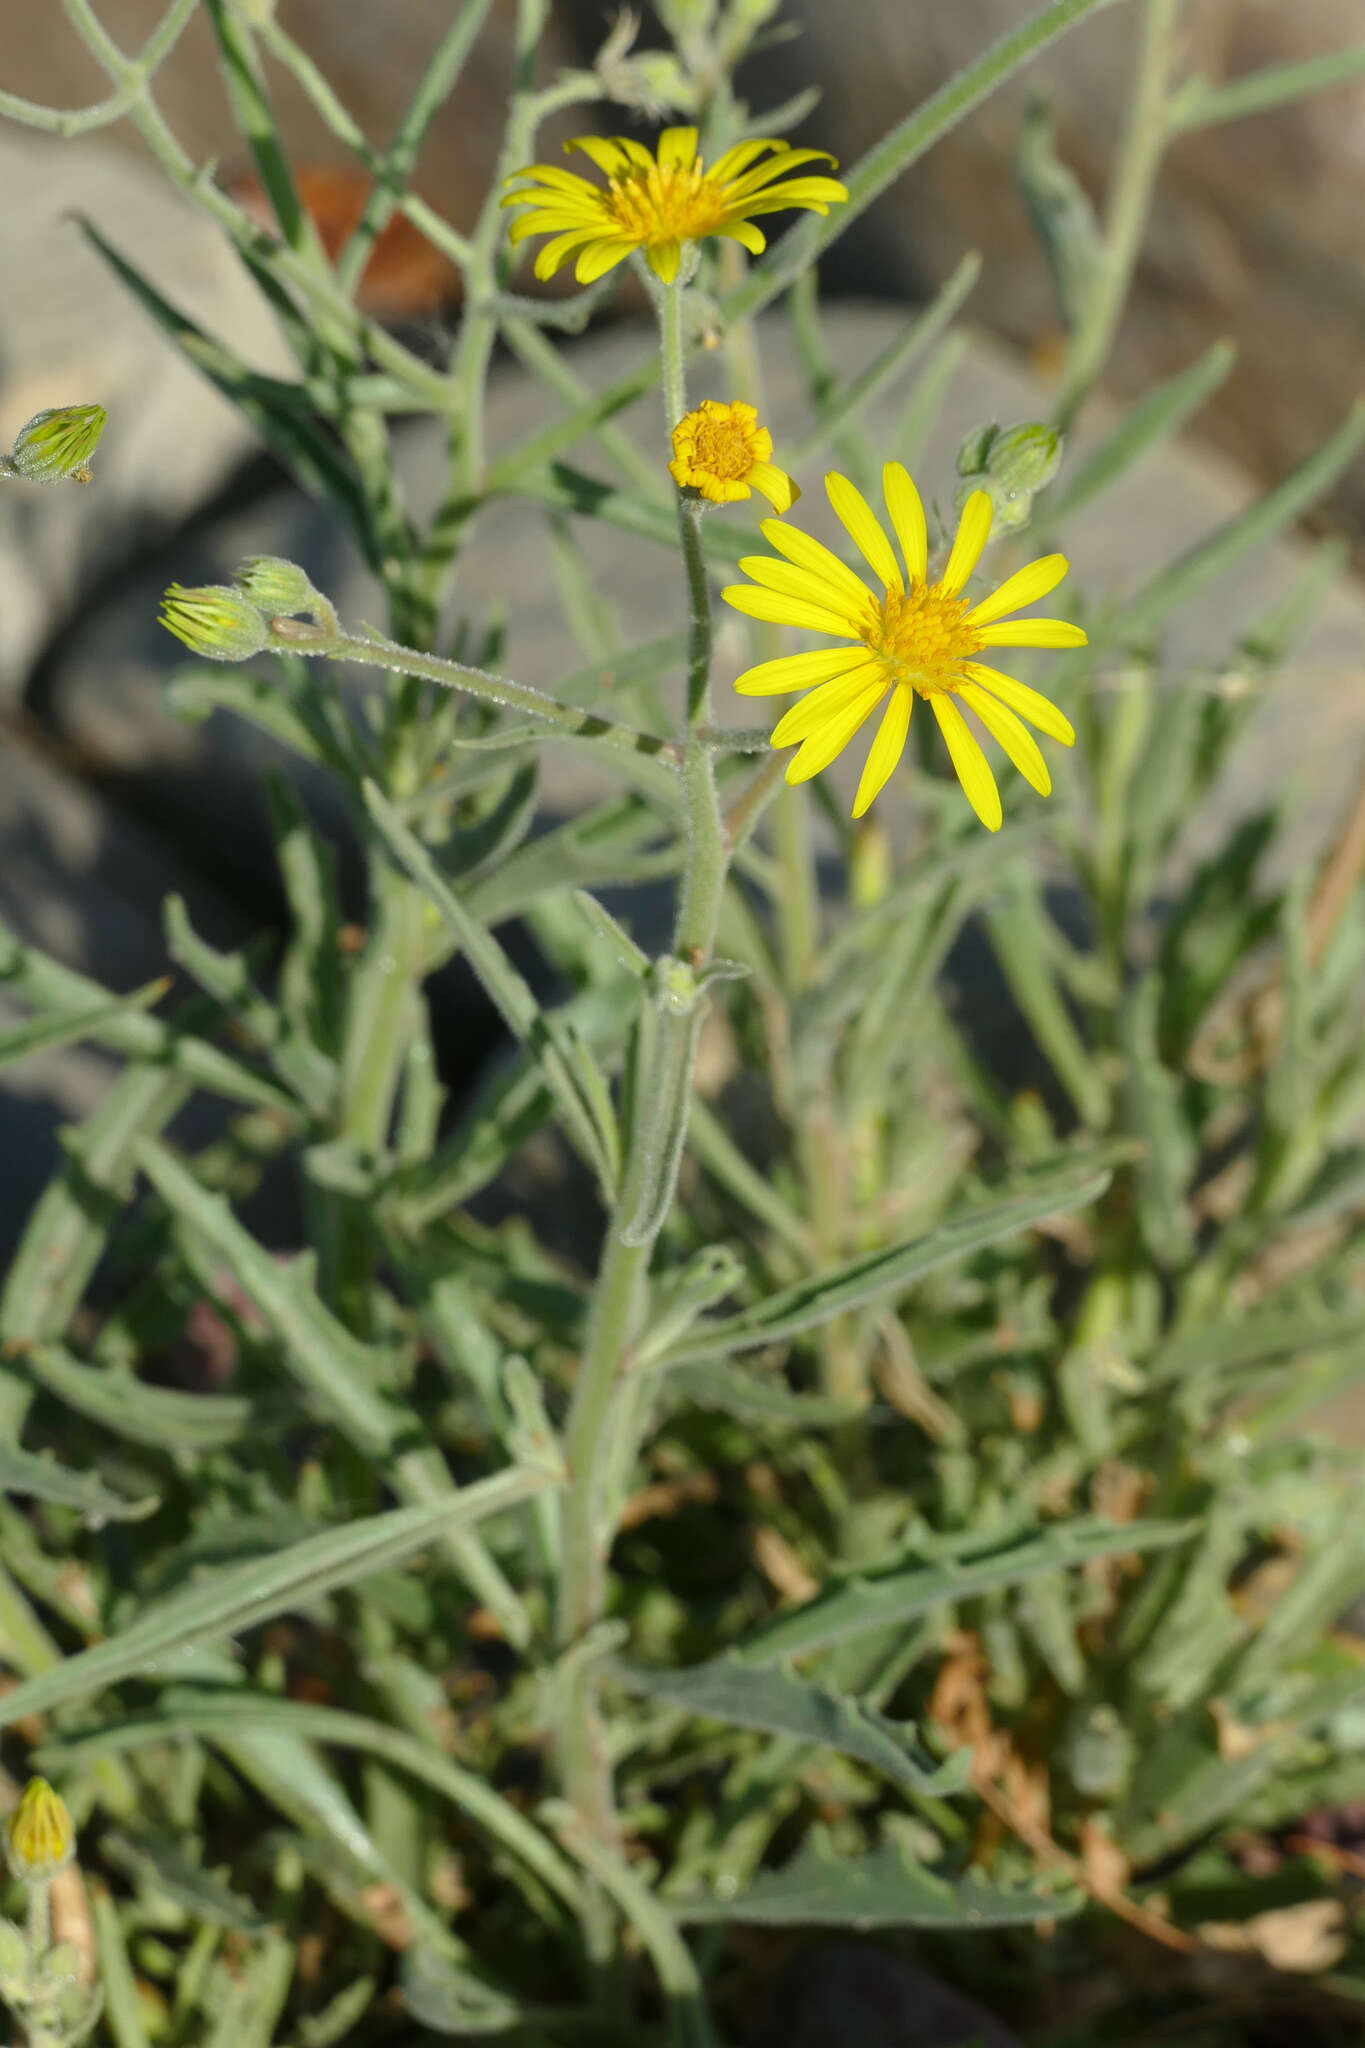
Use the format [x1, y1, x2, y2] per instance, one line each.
[955, 422, 999, 479]
[989, 422, 1062, 496]
[235, 555, 323, 618]
[5, 403, 107, 484]
[7, 1778, 74, 1882]
[160, 584, 271, 662]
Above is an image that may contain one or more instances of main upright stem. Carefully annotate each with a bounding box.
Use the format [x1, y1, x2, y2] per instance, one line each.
[553, 270, 728, 1974]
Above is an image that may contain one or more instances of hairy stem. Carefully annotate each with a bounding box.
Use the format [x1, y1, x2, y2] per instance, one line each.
[1053, 0, 1183, 430]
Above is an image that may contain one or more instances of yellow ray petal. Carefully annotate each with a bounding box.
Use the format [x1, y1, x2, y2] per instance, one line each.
[852, 684, 913, 818]
[722, 585, 862, 638]
[975, 619, 1088, 649]
[748, 462, 800, 514]
[737, 554, 866, 625]
[575, 239, 634, 283]
[930, 693, 1002, 831]
[967, 553, 1069, 626]
[733, 647, 870, 696]
[508, 210, 608, 243]
[534, 229, 606, 280]
[882, 463, 927, 586]
[959, 681, 1051, 796]
[771, 661, 888, 746]
[940, 489, 994, 596]
[758, 519, 876, 612]
[646, 238, 684, 283]
[732, 181, 848, 214]
[708, 139, 775, 185]
[566, 137, 630, 177]
[657, 127, 699, 170]
[508, 165, 598, 197]
[825, 473, 903, 593]
[713, 220, 767, 254]
[726, 148, 839, 194]
[963, 664, 1076, 745]
[785, 679, 887, 783]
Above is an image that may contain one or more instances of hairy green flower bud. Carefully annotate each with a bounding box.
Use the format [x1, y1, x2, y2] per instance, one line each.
[989, 421, 1063, 496]
[235, 555, 323, 619]
[7, 1778, 74, 1882]
[955, 422, 999, 479]
[160, 584, 271, 662]
[956, 419, 1063, 531]
[4, 403, 106, 484]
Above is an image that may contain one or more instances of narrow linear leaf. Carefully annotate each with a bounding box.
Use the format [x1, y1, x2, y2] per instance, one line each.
[362, 780, 620, 1191]
[612, 1655, 969, 1796]
[0, 1464, 554, 1731]
[1043, 340, 1237, 527]
[655, 1166, 1112, 1366]
[134, 1137, 534, 1644]
[785, 252, 981, 469]
[1124, 402, 1365, 633]
[0, 920, 296, 1113]
[0, 979, 168, 1069]
[19, 1343, 251, 1452]
[673, 1832, 1080, 1928]
[43, 1692, 582, 1916]
[741, 1517, 1197, 1664]
[78, 215, 377, 561]
[0, 1441, 158, 1523]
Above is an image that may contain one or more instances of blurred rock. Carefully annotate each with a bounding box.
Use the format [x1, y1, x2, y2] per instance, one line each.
[759, 0, 1365, 553]
[754, 1941, 1021, 2048]
[0, 127, 295, 700]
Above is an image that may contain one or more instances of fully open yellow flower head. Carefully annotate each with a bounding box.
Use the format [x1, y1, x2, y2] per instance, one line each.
[722, 465, 1088, 830]
[670, 400, 798, 513]
[7, 1778, 74, 1882]
[502, 127, 847, 286]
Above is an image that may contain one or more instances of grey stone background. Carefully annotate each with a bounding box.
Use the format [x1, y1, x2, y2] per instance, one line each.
[1, 0, 1364, 1253]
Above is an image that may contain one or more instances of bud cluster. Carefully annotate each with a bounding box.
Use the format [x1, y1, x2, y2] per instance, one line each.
[955, 419, 1063, 532]
[159, 556, 335, 661]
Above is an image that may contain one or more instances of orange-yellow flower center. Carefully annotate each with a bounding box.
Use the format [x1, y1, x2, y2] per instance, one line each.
[863, 583, 982, 695]
[689, 414, 755, 481]
[604, 161, 728, 245]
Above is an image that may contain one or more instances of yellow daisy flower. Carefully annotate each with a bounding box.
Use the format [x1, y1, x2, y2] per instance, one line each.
[669, 400, 798, 513]
[502, 126, 847, 286]
[722, 465, 1088, 830]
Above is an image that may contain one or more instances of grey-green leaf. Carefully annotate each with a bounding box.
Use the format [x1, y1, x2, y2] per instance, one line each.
[0, 1464, 553, 1732]
[740, 1517, 1197, 1664]
[612, 1655, 969, 1796]
[673, 1832, 1079, 1927]
[655, 1166, 1112, 1367]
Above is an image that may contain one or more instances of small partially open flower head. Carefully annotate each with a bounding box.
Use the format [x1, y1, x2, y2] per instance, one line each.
[723, 465, 1087, 830]
[669, 400, 798, 513]
[7, 1778, 74, 1883]
[160, 584, 271, 662]
[502, 127, 847, 286]
[4, 403, 106, 484]
[236, 555, 326, 620]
